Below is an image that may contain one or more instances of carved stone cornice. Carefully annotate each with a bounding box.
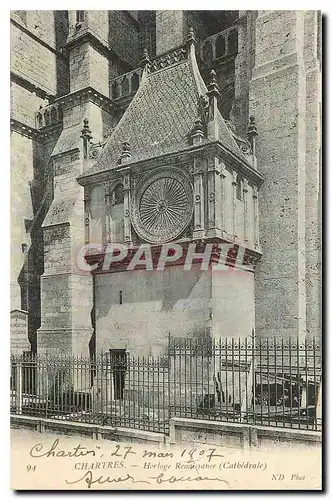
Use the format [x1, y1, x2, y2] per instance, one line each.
[85, 238, 262, 275]
[77, 140, 265, 189]
[10, 119, 40, 140]
[55, 86, 114, 113]
[11, 118, 63, 143]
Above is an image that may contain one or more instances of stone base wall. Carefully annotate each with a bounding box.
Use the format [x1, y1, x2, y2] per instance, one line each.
[169, 417, 321, 451]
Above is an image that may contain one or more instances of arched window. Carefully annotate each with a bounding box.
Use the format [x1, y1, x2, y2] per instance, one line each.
[50, 107, 57, 124]
[228, 29, 238, 55]
[112, 184, 124, 206]
[110, 184, 124, 244]
[131, 73, 139, 93]
[44, 110, 50, 126]
[122, 76, 129, 96]
[112, 81, 120, 99]
[76, 11, 85, 24]
[36, 113, 43, 128]
[202, 40, 213, 65]
[216, 35, 226, 58]
[236, 174, 243, 201]
[90, 185, 106, 243]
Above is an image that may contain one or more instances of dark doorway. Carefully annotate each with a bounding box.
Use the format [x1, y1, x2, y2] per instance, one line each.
[109, 349, 127, 400]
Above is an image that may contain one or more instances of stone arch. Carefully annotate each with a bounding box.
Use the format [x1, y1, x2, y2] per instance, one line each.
[131, 72, 139, 92]
[50, 107, 57, 124]
[36, 113, 43, 128]
[236, 174, 243, 201]
[110, 182, 124, 244]
[202, 40, 213, 65]
[112, 81, 120, 99]
[122, 76, 129, 95]
[228, 29, 238, 55]
[112, 183, 124, 205]
[216, 34, 226, 58]
[44, 110, 50, 126]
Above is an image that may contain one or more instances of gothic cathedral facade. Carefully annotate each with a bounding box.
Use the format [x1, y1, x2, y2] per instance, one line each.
[10, 11, 321, 357]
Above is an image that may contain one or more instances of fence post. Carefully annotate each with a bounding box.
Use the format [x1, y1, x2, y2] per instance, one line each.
[316, 381, 322, 430]
[251, 329, 256, 424]
[15, 359, 23, 415]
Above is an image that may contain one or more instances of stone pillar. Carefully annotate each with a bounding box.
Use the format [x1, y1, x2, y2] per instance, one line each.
[220, 162, 227, 234]
[304, 12, 321, 339]
[231, 11, 257, 136]
[231, 170, 237, 239]
[206, 156, 221, 239]
[84, 189, 90, 245]
[192, 157, 205, 239]
[122, 167, 132, 245]
[243, 178, 249, 244]
[38, 12, 113, 357]
[252, 186, 260, 251]
[250, 10, 307, 341]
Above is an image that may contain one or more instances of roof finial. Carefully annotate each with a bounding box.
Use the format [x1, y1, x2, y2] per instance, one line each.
[206, 70, 220, 139]
[80, 118, 92, 159]
[190, 117, 205, 145]
[140, 48, 150, 69]
[120, 141, 131, 163]
[186, 27, 196, 46]
[207, 69, 220, 96]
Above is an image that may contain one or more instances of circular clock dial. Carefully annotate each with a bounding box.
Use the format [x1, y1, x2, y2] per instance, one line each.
[131, 168, 193, 244]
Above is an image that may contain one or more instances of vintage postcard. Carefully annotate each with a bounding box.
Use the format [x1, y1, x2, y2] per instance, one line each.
[10, 9, 322, 490]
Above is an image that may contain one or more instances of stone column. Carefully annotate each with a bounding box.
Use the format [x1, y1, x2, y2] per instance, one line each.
[206, 156, 221, 238]
[231, 170, 237, 239]
[192, 157, 205, 239]
[252, 186, 260, 250]
[304, 11, 321, 339]
[231, 11, 257, 136]
[220, 162, 227, 234]
[122, 167, 132, 245]
[250, 10, 307, 341]
[84, 189, 90, 245]
[243, 178, 249, 244]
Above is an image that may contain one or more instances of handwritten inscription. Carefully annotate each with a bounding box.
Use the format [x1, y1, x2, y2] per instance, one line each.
[65, 470, 230, 489]
[26, 438, 271, 490]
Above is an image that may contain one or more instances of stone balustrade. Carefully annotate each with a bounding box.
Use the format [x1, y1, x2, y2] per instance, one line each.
[110, 68, 143, 101]
[200, 25, 238, 64]
[35, 102, 63, 129]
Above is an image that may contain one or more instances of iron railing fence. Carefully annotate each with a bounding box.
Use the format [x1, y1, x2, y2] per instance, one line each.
[10, 336, 322, 435]
[10, 352, 170, 434]
[168, 336, 322, 431]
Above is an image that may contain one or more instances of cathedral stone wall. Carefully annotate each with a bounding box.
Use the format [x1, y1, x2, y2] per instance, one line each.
[108, 11, 140, 67]
[95, 266, 212, 357]
[250, 10, 320, 340]
[10, 10, 321, 358]
[11, 82, 48, 128]
[95, 265, 255, 357]
[156, 11, 186, 55]
[10, 133, 34, 310]
[11, 23, 59, 96]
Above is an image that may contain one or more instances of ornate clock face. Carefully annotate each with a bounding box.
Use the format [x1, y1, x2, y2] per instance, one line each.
[131, 167, 193, 244]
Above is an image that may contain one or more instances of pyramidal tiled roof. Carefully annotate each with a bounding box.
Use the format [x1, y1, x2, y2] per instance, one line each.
[80, 43, 248, 180]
